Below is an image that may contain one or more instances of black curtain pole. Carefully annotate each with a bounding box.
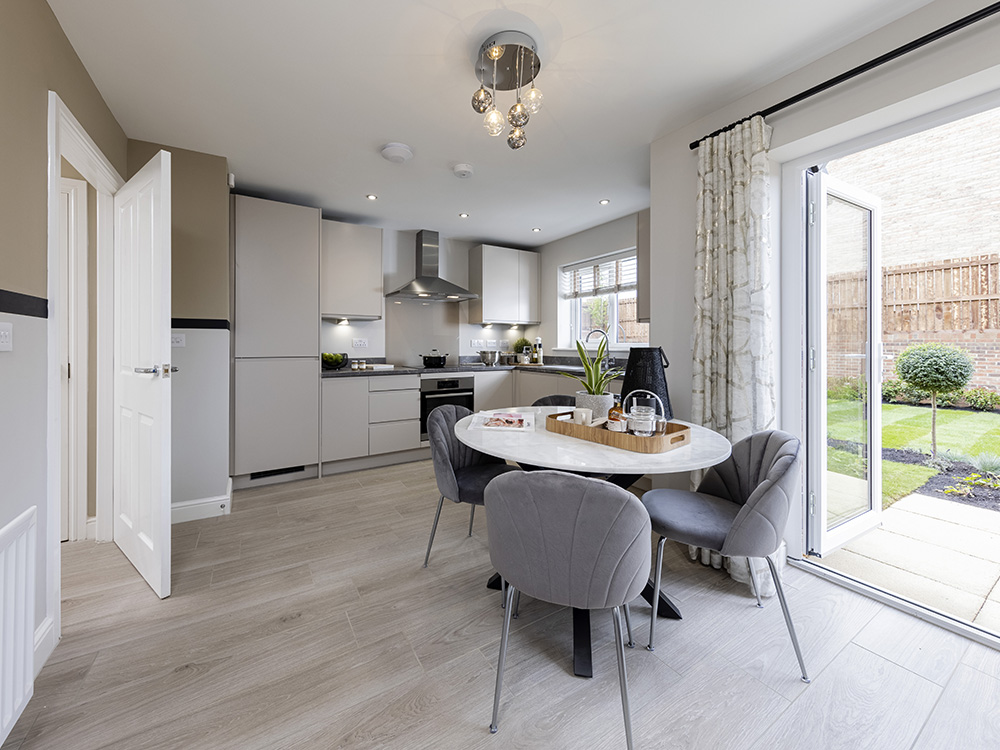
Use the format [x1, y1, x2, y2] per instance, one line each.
[689, 2, 1000, 150]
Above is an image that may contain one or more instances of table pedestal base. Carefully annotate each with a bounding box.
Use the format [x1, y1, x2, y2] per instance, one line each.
[486, 573, 682, 678]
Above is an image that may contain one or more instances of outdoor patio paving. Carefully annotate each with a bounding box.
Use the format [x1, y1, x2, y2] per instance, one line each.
[821, 492, 1000, 633]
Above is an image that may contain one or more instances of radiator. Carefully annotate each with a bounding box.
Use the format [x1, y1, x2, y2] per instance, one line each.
[1, 506, 36, 742]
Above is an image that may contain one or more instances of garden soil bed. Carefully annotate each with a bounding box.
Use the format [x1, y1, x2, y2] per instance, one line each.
[828, 438, 1000, 512]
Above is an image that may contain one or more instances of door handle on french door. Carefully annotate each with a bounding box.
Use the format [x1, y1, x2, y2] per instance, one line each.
[134, 366, 159, 374]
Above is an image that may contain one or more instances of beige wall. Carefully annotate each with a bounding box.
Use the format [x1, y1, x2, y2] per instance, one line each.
[128, 140, 231, 320]
[0, 0, 126, 298]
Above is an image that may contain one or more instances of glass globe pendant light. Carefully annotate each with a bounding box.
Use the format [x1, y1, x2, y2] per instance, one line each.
[507, 127, 526, 150]
[470, 49, 493, 114]
[471, 31, 542, 150]
[524, 50, 543, 114]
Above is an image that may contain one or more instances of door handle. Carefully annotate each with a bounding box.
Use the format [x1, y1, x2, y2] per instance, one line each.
[134, 366, 159, 374]
[171, 366, 179, 372]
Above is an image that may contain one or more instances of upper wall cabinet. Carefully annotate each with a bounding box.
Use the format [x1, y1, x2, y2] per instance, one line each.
[321, 220, 383, 320]
[468, 244, 540, 325]
[233, 195, 320, 358]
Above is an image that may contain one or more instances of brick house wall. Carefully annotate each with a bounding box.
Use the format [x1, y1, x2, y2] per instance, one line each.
[823, 107, 1000, 392]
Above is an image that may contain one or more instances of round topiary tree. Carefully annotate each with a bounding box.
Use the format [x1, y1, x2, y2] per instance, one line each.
[895, 343, 974, 458]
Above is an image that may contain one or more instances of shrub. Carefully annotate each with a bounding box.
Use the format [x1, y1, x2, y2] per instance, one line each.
[881, 378, 928, 405]
[895, 343, 974, 458]
[964, 387, 1000, 412]
[970, 452, 1000, 474]
[828, 376, 866, 401]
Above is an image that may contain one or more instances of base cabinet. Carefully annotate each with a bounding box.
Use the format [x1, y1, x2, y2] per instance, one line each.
[474, 371, 514, 412]
[513, 370, 621, 408]
[234, 358, 319, 475]
[322, 378, 369, 462]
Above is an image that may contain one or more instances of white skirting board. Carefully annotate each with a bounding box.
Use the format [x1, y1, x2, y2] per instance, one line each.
[1, 506, 37, 743]
[171, 478, 232, 524]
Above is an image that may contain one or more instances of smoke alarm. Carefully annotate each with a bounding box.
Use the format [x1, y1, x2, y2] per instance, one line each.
[380, 143, 414, 164]
[453, 163, 474, 178]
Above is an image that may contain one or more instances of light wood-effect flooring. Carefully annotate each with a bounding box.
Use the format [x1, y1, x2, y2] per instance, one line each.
[7, 460, 1000, 749]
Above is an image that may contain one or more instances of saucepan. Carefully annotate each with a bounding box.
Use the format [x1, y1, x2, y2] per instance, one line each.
[421, 349, 448, 368]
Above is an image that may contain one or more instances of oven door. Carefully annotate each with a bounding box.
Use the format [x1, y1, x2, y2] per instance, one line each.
[420, 389, 475, 440]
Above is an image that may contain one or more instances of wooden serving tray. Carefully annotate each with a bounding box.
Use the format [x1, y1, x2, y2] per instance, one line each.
[546, 412, 691, 454]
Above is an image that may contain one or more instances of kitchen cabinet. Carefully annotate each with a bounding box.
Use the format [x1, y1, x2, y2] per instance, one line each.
[321, 219, 383, 320]
[468, 245, 540, 325]
[233, 195, 320, 358]
[474, 371, 514, 411]
[321, 378, 369, 462]
[234, 359, 319, 475]
[369, 376, 420, 454]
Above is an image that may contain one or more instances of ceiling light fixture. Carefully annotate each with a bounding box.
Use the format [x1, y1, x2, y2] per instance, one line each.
[459, 212, 469, 218]
[471, 31, 542, 151]
[599, 199, 610, 205]
[531, 227, 541, 233]
[366, 194, 378, 201]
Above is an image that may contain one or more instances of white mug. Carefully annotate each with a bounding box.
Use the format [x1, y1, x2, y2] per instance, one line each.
[572, 407, 593, 425]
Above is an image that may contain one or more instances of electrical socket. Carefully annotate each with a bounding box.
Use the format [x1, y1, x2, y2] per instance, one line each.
[352, 338, 368, 348]
[471, 338, 484, 348]
[170, 333, 186, 347]
[0, 322, 11, 352]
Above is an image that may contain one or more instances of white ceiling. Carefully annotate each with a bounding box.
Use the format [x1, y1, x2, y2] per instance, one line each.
[48, 0, 934, 247]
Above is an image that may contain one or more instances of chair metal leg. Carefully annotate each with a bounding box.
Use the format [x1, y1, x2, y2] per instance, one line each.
[468, 504, 476, 536]
[513, 589, 521, 619]
[612, 606, 635, 750]
[647, 536, 666, 651]
[623, 603, 635, 648]
[765, 555, 810, 684]
[746, 557, 764, 608]
[500, 576, 506, 608]
[490, 584, 517, 733]
[423, 495, 446, 567]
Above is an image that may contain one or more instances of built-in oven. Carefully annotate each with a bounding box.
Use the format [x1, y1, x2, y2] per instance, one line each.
[420, 374, 475, 440]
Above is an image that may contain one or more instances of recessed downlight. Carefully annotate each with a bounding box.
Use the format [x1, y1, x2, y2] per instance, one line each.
[599, 199, 610, 205]
[459, 212, 469, 218]
[366, 194, 378, 201]
[531, 227, 541, 233]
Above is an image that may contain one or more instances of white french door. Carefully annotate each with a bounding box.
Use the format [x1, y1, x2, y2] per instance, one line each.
[806, 171, 883, 556]
[113, 150, 172, 598]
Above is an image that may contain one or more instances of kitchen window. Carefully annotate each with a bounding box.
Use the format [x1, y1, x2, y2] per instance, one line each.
[559, 249, 649, 348]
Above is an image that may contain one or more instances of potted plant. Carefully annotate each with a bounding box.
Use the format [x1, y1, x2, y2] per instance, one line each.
[562, 337, 624, 417]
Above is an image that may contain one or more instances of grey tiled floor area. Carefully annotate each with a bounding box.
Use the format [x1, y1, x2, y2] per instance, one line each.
[6, 462, 1000, 749]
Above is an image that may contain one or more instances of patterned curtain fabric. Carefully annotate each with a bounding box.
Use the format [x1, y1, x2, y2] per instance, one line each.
[692, 115, 776, 443]
[691, 116, 781, 593]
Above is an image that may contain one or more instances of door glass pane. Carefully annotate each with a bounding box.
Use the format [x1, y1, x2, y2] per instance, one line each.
[825, 194, 872, 529]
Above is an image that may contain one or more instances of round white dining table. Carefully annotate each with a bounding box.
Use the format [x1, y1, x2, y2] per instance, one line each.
[455, 405, 732, 678]
[454, 406, 732, 475]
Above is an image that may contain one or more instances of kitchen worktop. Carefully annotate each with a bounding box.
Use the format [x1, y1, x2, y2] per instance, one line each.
[321, 364, 590, 378]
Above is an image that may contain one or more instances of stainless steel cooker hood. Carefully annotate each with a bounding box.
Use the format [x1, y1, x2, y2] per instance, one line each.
[385, 230, 478, 302]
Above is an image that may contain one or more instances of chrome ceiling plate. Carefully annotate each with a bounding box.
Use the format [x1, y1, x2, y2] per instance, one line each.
[475, 31, 541, 91]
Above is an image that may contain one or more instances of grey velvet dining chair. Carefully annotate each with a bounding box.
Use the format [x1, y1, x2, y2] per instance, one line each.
[485, 470, 650, 749]
[640, 429, 810, 683]
[423, 404, 518, 567]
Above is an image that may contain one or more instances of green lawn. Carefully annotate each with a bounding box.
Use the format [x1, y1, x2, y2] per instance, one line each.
[827, 401, 1000, 457]
[827, 446, 937, 509]
[826, 401, 1000, 508]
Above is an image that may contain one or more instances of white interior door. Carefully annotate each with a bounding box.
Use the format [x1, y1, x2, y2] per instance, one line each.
[113, 151, 171, 598]
[806, 171, 882, 556]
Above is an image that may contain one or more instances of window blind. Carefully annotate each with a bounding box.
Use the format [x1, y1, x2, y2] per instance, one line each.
[559, 249, 638, 299]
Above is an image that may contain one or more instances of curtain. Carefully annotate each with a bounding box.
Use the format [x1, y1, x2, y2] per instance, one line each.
[692, 115, 776, 443]
[691, 115, 781, 594]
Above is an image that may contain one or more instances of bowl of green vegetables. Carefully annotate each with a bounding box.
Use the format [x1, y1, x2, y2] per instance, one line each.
[322, 352, 349, 371]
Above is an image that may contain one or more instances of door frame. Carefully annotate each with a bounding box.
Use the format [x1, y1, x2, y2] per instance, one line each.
[43, 91, 125, 670]
[805, 172, 883, 556]
[58, 177, 89, 542]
